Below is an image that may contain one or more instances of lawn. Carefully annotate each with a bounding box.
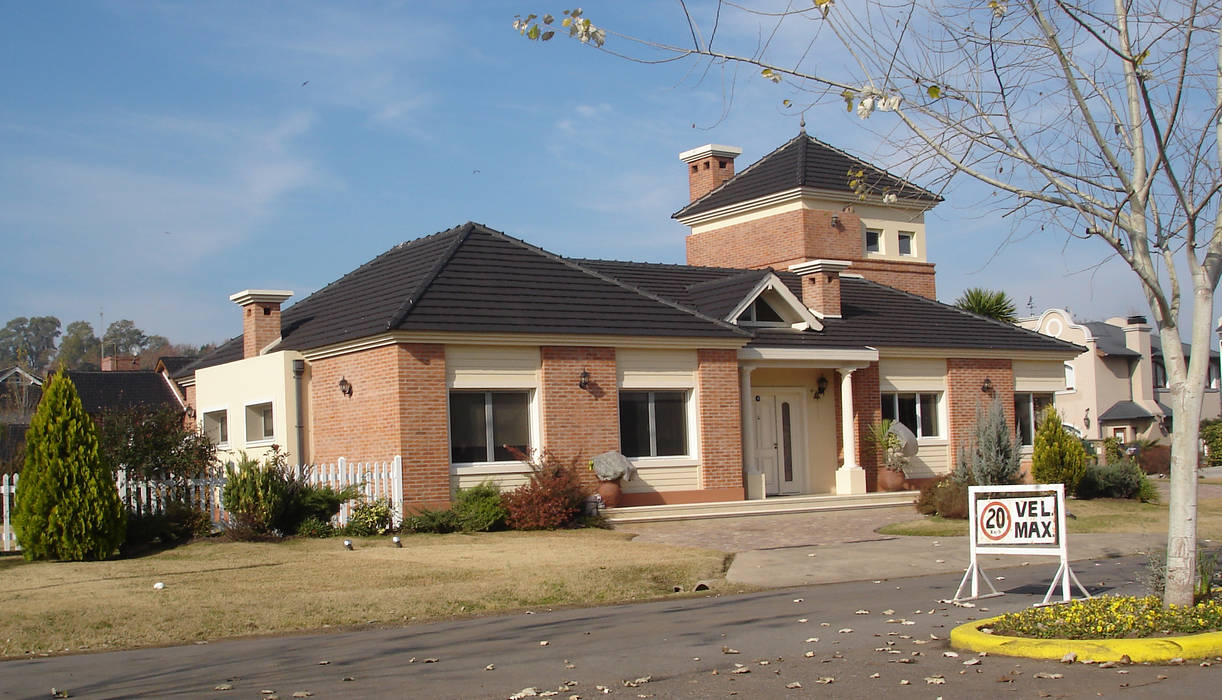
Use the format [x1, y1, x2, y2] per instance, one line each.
[877, 497, 1222, 538]
[0, 530, 727, 658]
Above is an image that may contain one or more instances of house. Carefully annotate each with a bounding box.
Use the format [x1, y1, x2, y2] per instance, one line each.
[171, 131, 1080, 510]
[1018, 309, 1221, 443]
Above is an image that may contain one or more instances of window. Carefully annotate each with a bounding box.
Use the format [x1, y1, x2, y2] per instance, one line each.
[245, 402, 274, 443]
[865, 229, 881, 253]
[738, 298, 785, 326]
[449, 391, 530, 463]
[1211, 361, 1220, 390]
[880, 392, 941, 438]
[898, 232, 914, 256]
[619, 391, 688, 458]
[1153, 360, 1167, 389]
[202, 410, 228, 446]
[1014, 393, 1054, 446]
[1064, 363, 1076, 391]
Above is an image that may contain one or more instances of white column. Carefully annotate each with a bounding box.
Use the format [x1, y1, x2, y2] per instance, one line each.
[739, 364, 765, 500]
[835, 367, 868, 495]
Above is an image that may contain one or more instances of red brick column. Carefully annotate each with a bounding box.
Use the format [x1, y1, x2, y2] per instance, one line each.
[947, 358, 1015, 466]
[851, 363, 882, 491]
[397, 344, 450, 508]
[696, 348, 744, 498]
[540, 347, 619, 475]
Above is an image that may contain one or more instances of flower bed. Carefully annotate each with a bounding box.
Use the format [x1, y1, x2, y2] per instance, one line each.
[990, 595, 1222, 640]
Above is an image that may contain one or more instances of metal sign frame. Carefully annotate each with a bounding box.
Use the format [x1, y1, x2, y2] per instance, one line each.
[953, 483, 1091, 604]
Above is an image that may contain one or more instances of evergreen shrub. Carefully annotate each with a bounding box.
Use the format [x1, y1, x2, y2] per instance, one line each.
[452, 481, 508, 532]
[1031, 407, 1088, 491]
[952, 397, 1023, 486]
[1074, 457, 1156, 501]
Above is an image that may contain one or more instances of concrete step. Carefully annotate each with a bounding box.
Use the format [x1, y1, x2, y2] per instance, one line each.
[603, 491, 918, 523]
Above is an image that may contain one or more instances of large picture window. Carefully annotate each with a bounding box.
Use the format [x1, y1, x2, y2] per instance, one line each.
[619, 390, 688, 458]
[880, 392, 941, 438]
[449, 390, 530, 463]
[1014, 392, 1055, 446]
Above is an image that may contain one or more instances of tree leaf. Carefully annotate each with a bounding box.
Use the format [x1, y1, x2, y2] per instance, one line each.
[926, 85, 941, 99]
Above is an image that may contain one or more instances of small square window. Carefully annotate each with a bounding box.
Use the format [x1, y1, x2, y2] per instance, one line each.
[866, 229, 881, 253]
[202, 410, 228, 446]
[245, 402, 274, 442]
[898, 232, 914, 256]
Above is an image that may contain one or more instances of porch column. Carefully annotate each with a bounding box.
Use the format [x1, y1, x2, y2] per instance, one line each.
[739, 363, 765, 500]
[835, 367, 867, 495]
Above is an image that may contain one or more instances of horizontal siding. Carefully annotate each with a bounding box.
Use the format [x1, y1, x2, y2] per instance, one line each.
[905, 441, 950, 478]
[452, 472, 532, 492]
[622, 465, 701, 493]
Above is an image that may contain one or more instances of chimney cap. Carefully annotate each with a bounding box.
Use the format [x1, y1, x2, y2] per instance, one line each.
[229, 289, 293, 306]
[1125, 315, 1148, 326]
[788, 259, 852, 276]
[679, 144, 743, 163]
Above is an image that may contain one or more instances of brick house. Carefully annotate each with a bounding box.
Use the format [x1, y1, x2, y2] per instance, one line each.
[170, 131, 1079, 510]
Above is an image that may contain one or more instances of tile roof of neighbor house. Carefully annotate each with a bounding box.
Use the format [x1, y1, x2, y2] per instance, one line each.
[176, 223, 1079, 379]
[62, 370, 181, 414]
[155, 356, 197, 375]
[1082, 322, 1141, 357]
[1098, 399, 1170, 422]
[673, 132, 944, 219]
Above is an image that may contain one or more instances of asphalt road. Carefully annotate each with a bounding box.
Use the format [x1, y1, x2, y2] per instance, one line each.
[2, 556, 1218, 699]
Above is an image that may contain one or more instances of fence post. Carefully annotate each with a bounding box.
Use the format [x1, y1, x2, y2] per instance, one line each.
[2, 473, 14, 552]
[392, 456, 404, 525]
[337, 457, 348, 526]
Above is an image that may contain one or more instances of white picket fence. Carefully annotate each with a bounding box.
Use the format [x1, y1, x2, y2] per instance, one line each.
[1, 456, 403, 553]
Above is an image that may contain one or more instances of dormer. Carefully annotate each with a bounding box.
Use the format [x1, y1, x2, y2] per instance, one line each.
[688, 271, 822, 331]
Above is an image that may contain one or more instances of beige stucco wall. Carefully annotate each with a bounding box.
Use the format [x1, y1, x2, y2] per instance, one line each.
[195, 351, 305, 466]
[749, 367, 838, 493]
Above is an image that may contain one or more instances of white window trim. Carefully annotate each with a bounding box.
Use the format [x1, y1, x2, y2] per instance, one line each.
[1014, 392, 1054, 447]
[897, 231, 915, 257]
[880, 391, 945, 440]
[865, 228, 883, 255]
[448, 388, 540, 469]
[201, 406, 230, 449]
[242, 399, 276, 446]
[1063, 362, 1076, 391]
[620, 388, 698, 460]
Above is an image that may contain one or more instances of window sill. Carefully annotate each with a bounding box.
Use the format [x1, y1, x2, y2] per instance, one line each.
[245, 438, 275, 448]
[915, 438, 947, 446]
[627, 456, 699, 469]
[450, 462, 535, 475]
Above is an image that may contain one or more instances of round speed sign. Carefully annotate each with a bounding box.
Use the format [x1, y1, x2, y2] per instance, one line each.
[978, 500, 1012, 541]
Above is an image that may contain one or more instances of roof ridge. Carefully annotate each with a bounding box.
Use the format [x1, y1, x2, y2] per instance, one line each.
[485, 229, 753, 338]
[847, 277, 1082, 352]
[384, 222, 474, 330]
[672, 133, 806, 218]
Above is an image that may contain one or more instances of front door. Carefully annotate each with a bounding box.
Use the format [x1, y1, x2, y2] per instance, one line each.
[754, 389, 805, 495]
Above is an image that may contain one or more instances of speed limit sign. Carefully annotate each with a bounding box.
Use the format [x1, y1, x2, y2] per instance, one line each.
[978, 500, 1012, 541]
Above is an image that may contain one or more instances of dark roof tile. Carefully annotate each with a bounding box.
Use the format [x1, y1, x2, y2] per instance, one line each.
[63, 371, 180, 414]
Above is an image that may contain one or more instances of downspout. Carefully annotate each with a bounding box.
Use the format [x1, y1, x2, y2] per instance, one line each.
[292, 359, 306, 473]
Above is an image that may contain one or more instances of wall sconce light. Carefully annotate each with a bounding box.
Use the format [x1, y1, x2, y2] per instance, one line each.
[339, 377, 353, 396]
[830, 215, 841, 228]
[814, 376, 829, 399]
[578, 369, 590, 390]
[185, 406, 197, 418]
[981, 377, 993, 393]
[1083, 408, 1091, 429]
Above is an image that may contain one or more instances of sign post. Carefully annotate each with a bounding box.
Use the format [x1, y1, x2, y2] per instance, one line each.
[953, 483, 1090, 604]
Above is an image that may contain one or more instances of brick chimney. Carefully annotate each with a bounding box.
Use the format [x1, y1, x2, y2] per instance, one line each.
[788, 259, 850, 318]
[100, 355, 140, 371]
[230, 290, 293, 359]
[680, 144, 742, 202]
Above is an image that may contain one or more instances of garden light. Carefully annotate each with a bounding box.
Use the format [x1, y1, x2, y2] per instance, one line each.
[392, 536, 402, 547]
[343, 539, 353, 550]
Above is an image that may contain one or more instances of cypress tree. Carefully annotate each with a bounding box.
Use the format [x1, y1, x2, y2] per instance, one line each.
[13, 371, 125, 560]
[1031, 406, 1088, 492]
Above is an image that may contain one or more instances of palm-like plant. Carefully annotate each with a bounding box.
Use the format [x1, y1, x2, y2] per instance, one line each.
[954, 288, 1017, 323]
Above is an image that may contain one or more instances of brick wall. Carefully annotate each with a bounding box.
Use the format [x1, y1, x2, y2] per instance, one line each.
[831, 362, 883, 490]
[182, 384, 197, 430]
[946, 358, 1015, 465]
[540, 346, 619, 476]
[241, 302, 283, 359]
[852, 260, 937, 299]
[687, 154, 737, 201]
[696, 349, 744, 495]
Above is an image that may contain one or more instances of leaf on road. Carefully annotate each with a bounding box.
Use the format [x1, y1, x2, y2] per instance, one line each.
[964, 658, 981, 666]
[924, 676, 946, 685]
[1033, 672, 1063, 679]
[485, 664, 496, 671]
[943, 652, 959, 658]
[213, 686, 232, 692]
[855, 610, 870, 615]
[539, 641, 550, 647]
[804, 651, 815, 658]
[815, 677, 835, 684]
[786, 681, 802, 689]
[623, 676, 651, 687]
[838, 628, 853, 634]
[509, 689, 538, 699]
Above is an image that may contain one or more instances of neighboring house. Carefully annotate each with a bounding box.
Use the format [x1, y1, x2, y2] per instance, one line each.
[171, 131, 1079, 510]
[1018, 310, 1222, 443]
[62, 356, 185, 417]
[0, 366, 43, 424]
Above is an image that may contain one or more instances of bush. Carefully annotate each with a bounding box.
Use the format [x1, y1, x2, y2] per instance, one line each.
[502, 449, 590, 530]
[13, 372, 126, 561]
[1135, 443, 1171, 476]
[915, 476, 971, 519]
[279, 476, 362, 535]
[402, 506, 458, 534]
[452, 482, 508, 532]
[1101, 436, 1125, 464]
[1202, 420, 1222, 466]
[221, 452, 289, 538]
[952, 398, 1022, 486]
[345, 498, 397, 536]
[1031, 407, 1088, 491]
[1074, 457, 1156, 501]
[295, 516, 334, 538]
[124, 500, 212, 549]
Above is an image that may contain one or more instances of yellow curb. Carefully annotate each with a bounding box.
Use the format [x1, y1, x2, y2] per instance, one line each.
[951, 615, 1222, 663]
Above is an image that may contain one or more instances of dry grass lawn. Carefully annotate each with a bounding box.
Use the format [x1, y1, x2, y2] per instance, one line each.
[0, 530, 726, 658]
[877, 497, 1222, 539]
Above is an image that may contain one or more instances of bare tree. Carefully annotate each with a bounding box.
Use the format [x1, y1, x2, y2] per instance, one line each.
[515, 1, 1222, 605]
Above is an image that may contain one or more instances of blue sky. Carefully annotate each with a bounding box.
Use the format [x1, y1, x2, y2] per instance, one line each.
[0, 1, 1161, 347]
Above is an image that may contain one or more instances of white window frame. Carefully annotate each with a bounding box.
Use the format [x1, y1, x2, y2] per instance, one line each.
[1014, 392, 1055, 447]
[618, 389, 696, 460]
[898, 231, 915, 257]
[880, 391, 944, 440]
[865, 228, 882, 254]
[244, 400, 275, 446]
[1064, 362, 1076, 391]
[202, 408, 229, 448]
[448, 389, 539, 468]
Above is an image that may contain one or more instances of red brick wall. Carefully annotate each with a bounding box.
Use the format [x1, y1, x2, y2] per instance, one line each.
[540, 347, 619, 474]
[800, 271, 841, 317]
[241, 302, 283, 359]
[946, 358, 1015, 466]
[687, 154, 737, 202]
[832, 362, 883, 490]
[696, 349, 744, 495]
[687, 209, 808, 269]
[852, 260, 937, 299]
[182, 384, 197, 430]
[309, 343, 449, 508]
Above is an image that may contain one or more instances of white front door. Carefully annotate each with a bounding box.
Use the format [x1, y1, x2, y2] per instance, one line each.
[754, 389, 805, 495]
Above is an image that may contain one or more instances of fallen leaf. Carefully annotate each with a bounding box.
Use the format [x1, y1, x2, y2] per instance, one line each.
[925, 676, 946, 685]
[838, 628, 853, 634]
[793, 598, 804, 603]
[1033, 672, 1063, 679]
[943, 651, 959, 658]
[785, 681, 802, 689]
[899, 679, 911, 685]
[485, 664, 496, 671]
[815, 677, 834, 684]
[722, 646, 740, 654]
[882, 609, 895, 615]
[316, 661, 329, 666]
[804, 651, 815, 658]
[423, 658, 438, 664]
[539, 641, 550, 647]
[730, 667, 750, 675]
[214, 685, 232, 692]
[964, 658, 981, 666]
[622, 676, 651, 687]
[870, 672, 880, 678]
[341, 677, 354, 682]
[291, 693, 312, 698]
[804, 637, 819, 643]
[1061, 652, 1077, 664]
[797, 618, 808, 623]
[855, 610, 870, 615]
[509, 689, 538, 699]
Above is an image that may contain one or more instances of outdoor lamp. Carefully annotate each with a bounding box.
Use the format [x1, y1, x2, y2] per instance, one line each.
[981, 377, 993, 393]
[830, 215, 840, 227]
[392, 536, 402, 548]
[578, 369, 590, 389]
[814, 376, 829, 399]
[339, 377, 352, 396]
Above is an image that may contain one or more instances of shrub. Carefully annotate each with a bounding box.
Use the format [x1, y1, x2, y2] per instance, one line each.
[915, 476, 971, 519]
[1074, 457, 1155, 501]
[345, 498, 397, 536]
[1101, 436, 1125, 464]
[295, 516, 334, 538]
[221, 452, 289, 538]
[402, 506, 458, 534]
[1134, 443, 1171, 476]
[502, 449, 590, 530]
[124, 500, 211, 549]
[1201, 420, 1222, 466]
[279, 476, 362, 535]
[952, 398, 1022, 486]
[13, 372, 126, 561]
[452, 482, 508, 532]
[96, 404, 215, 488]
[1031, 407, 1088, 491]
[989, 595, 1222, 639]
